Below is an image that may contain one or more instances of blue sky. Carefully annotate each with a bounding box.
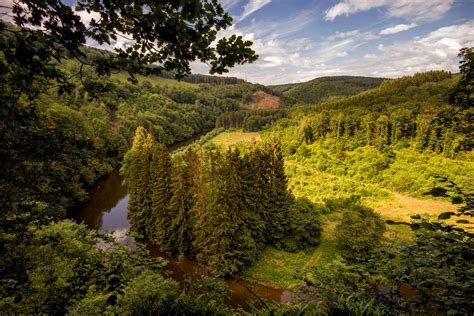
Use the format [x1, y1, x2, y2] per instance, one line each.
[2, 0, 471, 84]
[189, 0, 474, 84]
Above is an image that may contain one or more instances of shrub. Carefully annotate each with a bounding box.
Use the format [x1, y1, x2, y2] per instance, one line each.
[335, 204, 386, 260]
[282, 197, 322, 251]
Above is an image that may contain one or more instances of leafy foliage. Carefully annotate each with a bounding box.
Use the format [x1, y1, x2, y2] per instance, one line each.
[216, 109, 286, 132]
[334, 204, 386, 260]
[380, 225, 474, 314]
[282, 197, 322, 251]
[0, 0, 258, 99]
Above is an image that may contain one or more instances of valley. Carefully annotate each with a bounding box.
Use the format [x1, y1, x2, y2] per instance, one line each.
[1, 3, 473, 314]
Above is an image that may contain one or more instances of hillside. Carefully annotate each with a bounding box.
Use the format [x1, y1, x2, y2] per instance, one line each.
[280, 76, 385, 104]
[266, 83, 297, 94]
[244, 90, 280, 109]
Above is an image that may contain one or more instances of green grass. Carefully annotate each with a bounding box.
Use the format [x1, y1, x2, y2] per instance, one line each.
[242, 247, 312, 288]
[305, 216, 339, 268]
[243, 214, 341, 289]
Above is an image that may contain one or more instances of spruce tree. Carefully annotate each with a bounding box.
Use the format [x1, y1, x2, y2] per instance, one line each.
[127, 127, 150, 234]
[134, 132, 155, 237]
[184, 148, 204, 258]
[244, 142, 271, 249]
[149, 142, 173, 246]
[167, 157, 193, 255]
[267, 138, 290, 244]
[193, 150, 256, 275]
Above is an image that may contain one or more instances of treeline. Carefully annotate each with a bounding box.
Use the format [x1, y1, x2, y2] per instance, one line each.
[216, 110, 286, 131]
[124, 127, 321, 275]
[379, 70, 452, 92]
[293, 71, 472, 156]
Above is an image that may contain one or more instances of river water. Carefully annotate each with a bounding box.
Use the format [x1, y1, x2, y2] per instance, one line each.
[70, 135, 299, 310]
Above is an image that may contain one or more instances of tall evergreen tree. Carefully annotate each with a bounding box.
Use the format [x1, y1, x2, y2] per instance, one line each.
[184, 148, 204, 258]
[127, 127, 150, 233]
[134, 132, 155, 236]
[149, 142, 173, 245]
[193, 150, 256, 275]
[244, 142, 271, 249]
[267, 139, 290, 244]
[167, 157, 193, 255]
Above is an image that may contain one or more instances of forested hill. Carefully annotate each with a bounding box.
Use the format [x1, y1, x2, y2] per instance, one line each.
[0, 55, 266, 228]
[266, 83, 297, 94]
[271, 70, 472, 197]
[281, 71, 471, 155]
[270, 76, 385, 104]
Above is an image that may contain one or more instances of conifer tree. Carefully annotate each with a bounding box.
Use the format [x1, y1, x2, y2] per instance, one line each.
[128, 127, 150, 233]
[133, 132, 155, 236]
[184, 148, 204, 258]
[267, 138, 290, 244]
[149, 142, 173, 246]
[193, 150, 256, 275]
[244, 142, 271, 249]
[167, 157, 193, 255]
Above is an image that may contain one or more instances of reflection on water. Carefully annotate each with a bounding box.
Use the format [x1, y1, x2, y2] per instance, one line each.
[72, 169, 128, 231]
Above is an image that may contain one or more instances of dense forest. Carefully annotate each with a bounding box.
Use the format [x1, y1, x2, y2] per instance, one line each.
[266, 70, 473, 205]
[1, 0, 473, 314]
[124, 127, 321, 275]
[1, 41, 269, 315]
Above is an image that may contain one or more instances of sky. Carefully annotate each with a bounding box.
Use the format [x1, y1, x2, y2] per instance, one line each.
[1, 0, 473, 84]
[189, 0, 474, 84]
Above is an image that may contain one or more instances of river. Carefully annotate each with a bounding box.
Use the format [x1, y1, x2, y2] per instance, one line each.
[70, 133, 299, 310]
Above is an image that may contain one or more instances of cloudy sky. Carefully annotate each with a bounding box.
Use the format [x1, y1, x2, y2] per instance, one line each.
[2, 0, 472, 84]
[190, 0, 474, 84]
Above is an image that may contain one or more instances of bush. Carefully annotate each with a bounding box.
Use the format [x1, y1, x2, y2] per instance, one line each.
[335, 204, 386, 260]
[282, 197, 322, 251]
[119, 271, 179, 315]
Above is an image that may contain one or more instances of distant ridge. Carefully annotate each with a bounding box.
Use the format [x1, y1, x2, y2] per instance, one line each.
[268, 76, 385, 104]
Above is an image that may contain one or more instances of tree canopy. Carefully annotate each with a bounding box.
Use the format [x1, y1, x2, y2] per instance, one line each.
[0, 0, 258, 100]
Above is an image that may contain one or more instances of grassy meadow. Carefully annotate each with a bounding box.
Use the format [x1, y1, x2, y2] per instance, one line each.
[202, 129, 473, 288]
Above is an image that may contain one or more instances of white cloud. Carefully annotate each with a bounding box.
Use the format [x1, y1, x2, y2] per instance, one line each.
[333, 21, 474, 78]
[325, 29, 379, 42]
[200, 21, 473, 85]
[219, 0, 241, 10]
[262, 56, 283, 67]
[75, 8, 101, 26]
[380, 23, 417, 35]
[325, 0, 386, 21]
[239, 0, 271, 22]
[325, 0, 453, 22]
[237, 8, 317, 40]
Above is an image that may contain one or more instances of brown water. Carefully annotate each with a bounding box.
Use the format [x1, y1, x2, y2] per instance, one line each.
[71, 135, 299, 310]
